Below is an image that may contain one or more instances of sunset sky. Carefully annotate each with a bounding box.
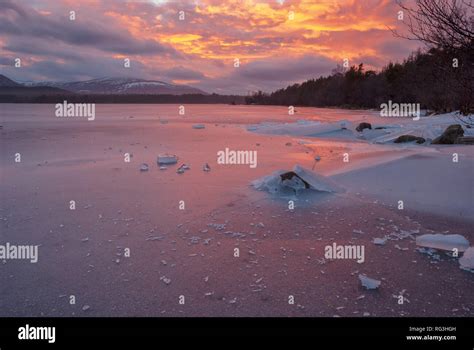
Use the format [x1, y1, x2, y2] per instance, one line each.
[0, 0, 421, 94]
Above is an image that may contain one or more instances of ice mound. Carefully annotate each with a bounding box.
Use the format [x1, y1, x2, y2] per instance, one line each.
[252, 165, 343, 195]
[416, 234, 470, 252]
[459, 247, 474, 272]
[247, 120, 352, 139]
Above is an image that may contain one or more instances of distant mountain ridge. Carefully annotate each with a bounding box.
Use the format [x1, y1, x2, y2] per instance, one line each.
[22, 76, 208, 95]
[0, 74, 207, 95]
[0, 74, 22, 88]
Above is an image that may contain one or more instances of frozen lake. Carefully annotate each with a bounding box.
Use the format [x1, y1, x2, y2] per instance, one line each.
[1, 104, 473, 317]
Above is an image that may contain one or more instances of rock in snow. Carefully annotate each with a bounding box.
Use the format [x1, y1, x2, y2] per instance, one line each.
[393, 135, 425, 144]
[416, 234, 470, 252]
[432, 124, 464, 144]
[459, 247, 474, 272]
[359, 274, 381, 290]
[252, 165, 343, 195]
[356, 122, 372, 132]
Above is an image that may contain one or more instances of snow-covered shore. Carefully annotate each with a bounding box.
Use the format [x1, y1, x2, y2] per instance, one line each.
[247, 111, 474, 219]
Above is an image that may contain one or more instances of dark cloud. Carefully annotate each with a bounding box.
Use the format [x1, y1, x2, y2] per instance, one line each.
[0, 0, 178, 56]
[236, 55, 336, 82]
[162, 66, 206, 80]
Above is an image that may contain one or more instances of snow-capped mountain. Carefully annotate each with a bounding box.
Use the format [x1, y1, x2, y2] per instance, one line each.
[23, 77, 207, 95]
[0, 74, 22, 87]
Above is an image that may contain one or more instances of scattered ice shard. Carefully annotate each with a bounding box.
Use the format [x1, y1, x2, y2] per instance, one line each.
[177, 164, 190, 174]
[139, 163, 149, 172]
[157, 154, 178, 165]
[252, 165, 343, 195]
[160, 276, 171, 285]
[373, 237, 387, 245]
[416, 234, 470, 252]
[459, 247, 474, 272]
[359, 274, 381, 290]
[192, 124, 205, 129]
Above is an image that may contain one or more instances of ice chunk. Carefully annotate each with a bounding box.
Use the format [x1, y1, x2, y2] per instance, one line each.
[359, 274, 381, 290]
[459, 247, 474, 272]
[160, 276, 171, 285]
[157, 154, 178, 165]
[293, 165, 344, 192]
[373, 237, 387, 245]
[252, 165, 343, 195]
[139, 163, 149, 172]
[177, 164, 190, 174]
[416, 234, 470, 252]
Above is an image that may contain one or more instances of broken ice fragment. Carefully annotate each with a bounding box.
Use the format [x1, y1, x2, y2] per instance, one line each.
[373, 237, 387, 245]
[139, 163, 149, 172]
[251, 164, 343, 195]
[157, 154, 178, 165]
[459, 247, 474, 272]
[416, 234, 469, 252]
[416, 247, 441, 260]
[359, 274, 381, 290]
[177, 164, 190, 174]
[160, 276, 171, 285]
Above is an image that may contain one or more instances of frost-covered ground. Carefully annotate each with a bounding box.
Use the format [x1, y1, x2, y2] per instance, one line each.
[0, 104, 473, 317]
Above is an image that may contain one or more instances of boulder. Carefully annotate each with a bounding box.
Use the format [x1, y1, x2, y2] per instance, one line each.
[432, 124, 464, 144]
[394, 135, 426, 144]
[456, 136, 474, 145]
[356, 122, 372, 132]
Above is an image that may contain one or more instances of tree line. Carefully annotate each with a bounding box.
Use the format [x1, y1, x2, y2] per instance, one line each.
[246, 0, 473, 114]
